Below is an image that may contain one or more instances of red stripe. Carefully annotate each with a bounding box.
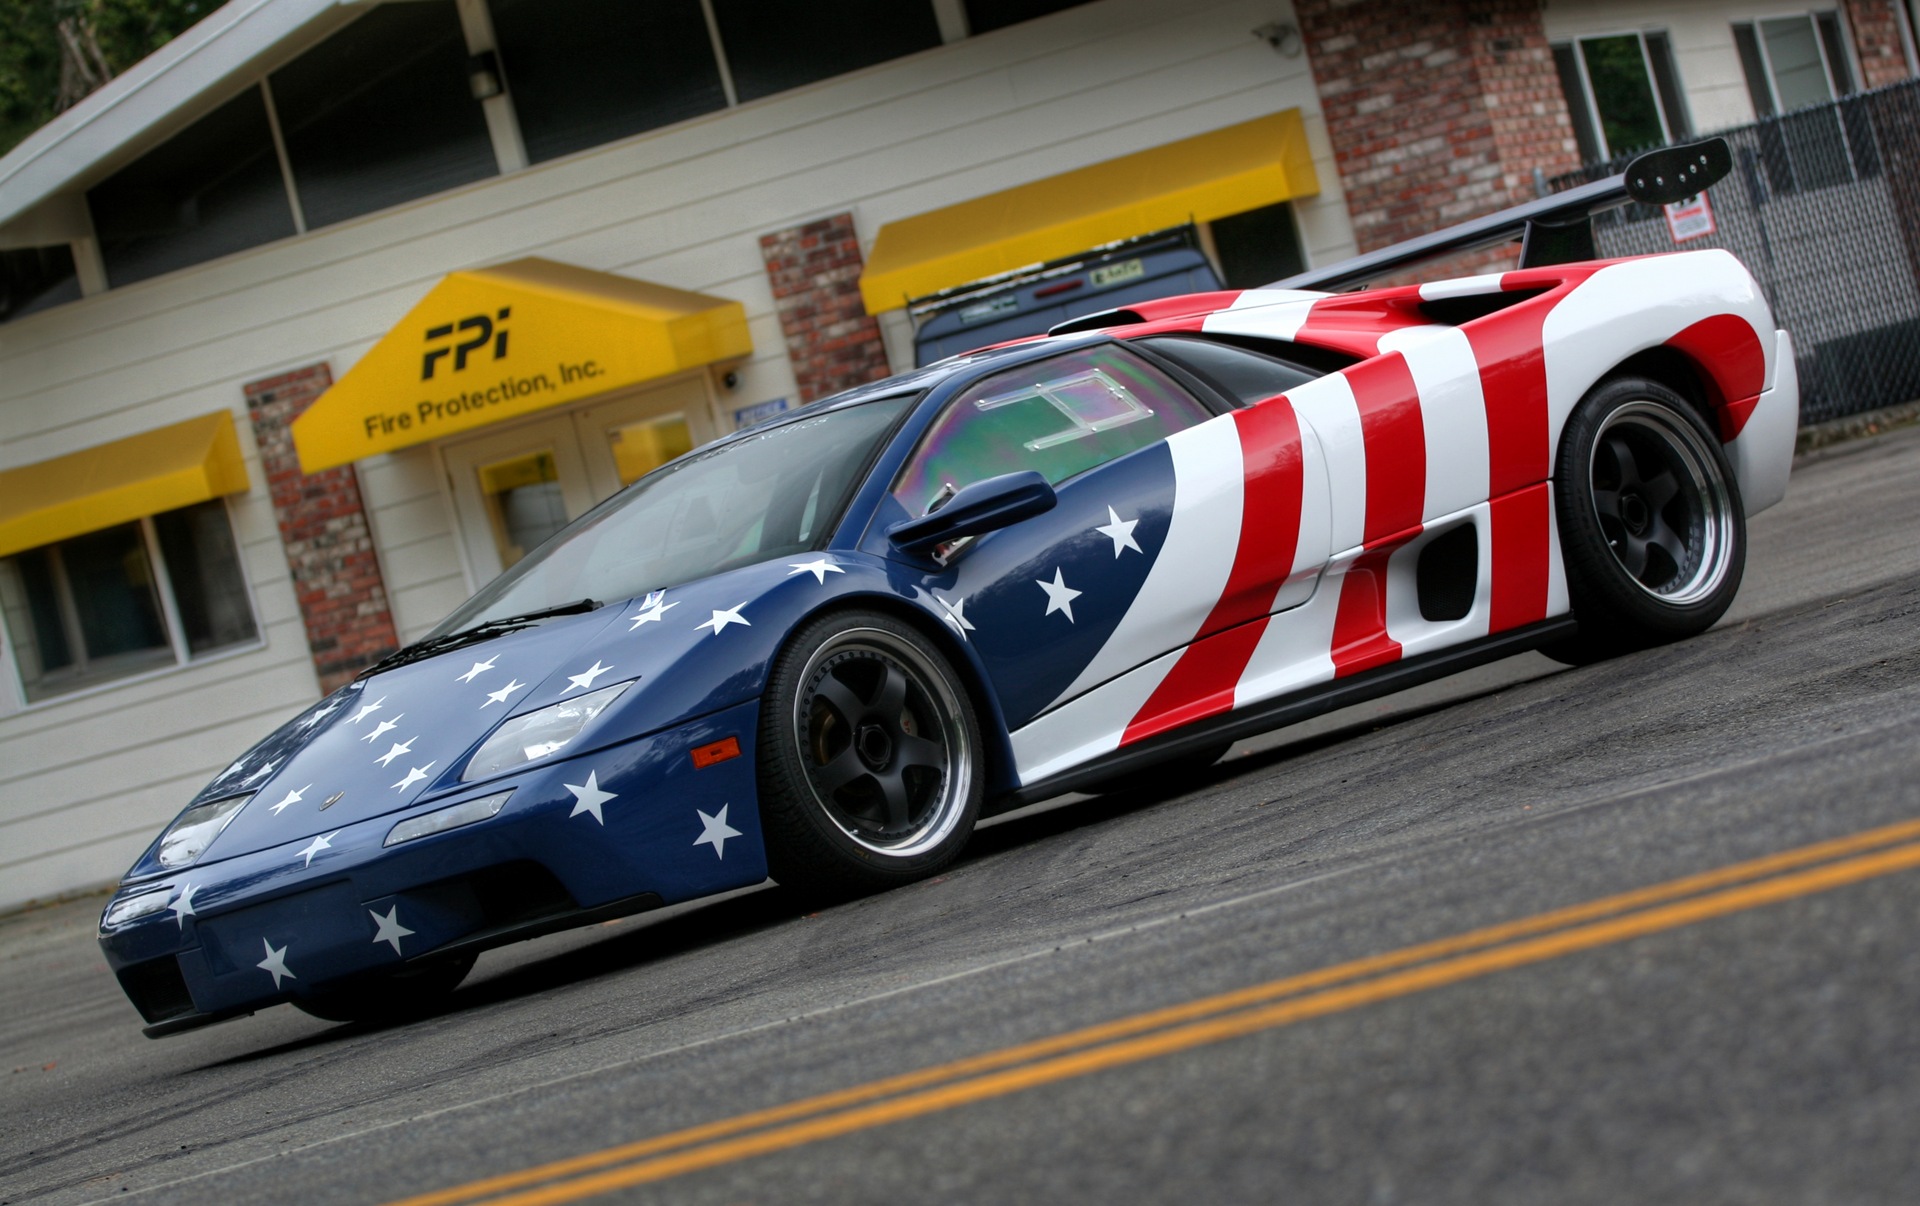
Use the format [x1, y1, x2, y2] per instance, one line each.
[1121, 400, 1307, 746]
[1330, 546, 1404, 678]
[1345, 353, 1426, 542]
[1487, 484, 1551, 633]
[1664, 314, 1767, 439]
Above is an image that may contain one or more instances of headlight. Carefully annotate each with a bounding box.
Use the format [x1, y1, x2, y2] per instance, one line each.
[104, 888, 174, 927]
[385, 790, 512, 846]
[157, 794, 252, 868]
[461, 680, 633, 781]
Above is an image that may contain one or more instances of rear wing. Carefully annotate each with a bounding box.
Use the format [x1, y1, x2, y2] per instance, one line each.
[1272, 138, 1733, 293]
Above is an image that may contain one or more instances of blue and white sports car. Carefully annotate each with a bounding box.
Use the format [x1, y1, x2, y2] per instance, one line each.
[98, 141, 1799, 1035]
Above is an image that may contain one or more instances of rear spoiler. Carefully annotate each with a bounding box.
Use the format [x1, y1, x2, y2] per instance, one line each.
[1271, 137, 1733, 293]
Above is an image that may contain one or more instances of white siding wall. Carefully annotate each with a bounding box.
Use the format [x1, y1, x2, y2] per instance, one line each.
[0, 0, 1354, 909]
[1544, 0, 1865, 135]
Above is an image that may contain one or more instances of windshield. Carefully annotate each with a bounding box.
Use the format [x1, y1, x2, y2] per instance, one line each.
[430, 394, 915, 636]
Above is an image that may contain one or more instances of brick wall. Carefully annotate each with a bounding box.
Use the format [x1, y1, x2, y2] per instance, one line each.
[244, 364, 400, 694]
[759, 213, 893, 404]
[1843, 0, 1918, 88]
[1296, 0, 1582, 255]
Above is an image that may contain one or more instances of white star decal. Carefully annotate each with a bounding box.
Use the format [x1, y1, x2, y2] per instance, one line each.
[456, 656, 497, 683]
[296, 830, 340, 868]
[361, 716, 401, 744]
[374, 737, 415, 768]
[256, 938, 295, 990]
[1036, 567, 1083, 622]
[628, 597, 679, 629]
[240, 759, 278, 785]
[697, 604, 751, 635]
[564, 770, 617, 824]
[369, 905, 415, 957]
[169, 883, 198, 928]
[1095, 506, 1142, 557]
[298, 699, 342, 729]
[694, 804, 743, 859]
[391, 763, 436, 793]
[268, 784, 312, 815]
[348, 696, 386, 725]
[481, 680, 525, 709]
[564, 660, 614, 694]
[218, 759, 244, 781]
[934, 593, 975, 638]
[787, 558, 845, 585]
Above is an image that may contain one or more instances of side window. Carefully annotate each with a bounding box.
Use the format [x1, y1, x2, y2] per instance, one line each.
[892, 345, 1214, 516]
[1136, 336, 1325, 407]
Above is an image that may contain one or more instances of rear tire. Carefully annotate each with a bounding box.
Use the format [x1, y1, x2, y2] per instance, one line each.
[1545, 375, 1745, 665]
[758, 610, 983, 899]
[293, 951, 476, 1024]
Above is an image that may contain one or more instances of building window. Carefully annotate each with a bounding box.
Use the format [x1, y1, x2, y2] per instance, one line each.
[963, 0, 1095, 35]
[1734, 13, 1868, 192]
[710, 0, 942, 103]
[0, 245, 80, 324]
[269, 0, 496, 229]
[0, 501, 258, 704]
[489, 0, 726, 165]
[1733, 12, 1857, 114]
[87, 87, 296, 288]
[1552, 31, 1691, 163]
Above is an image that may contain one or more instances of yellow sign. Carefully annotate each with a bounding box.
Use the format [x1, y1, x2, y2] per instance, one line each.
[292, 259, 750, 474]
[860, 109, 1320, 312]
[0, 410, 249, 559]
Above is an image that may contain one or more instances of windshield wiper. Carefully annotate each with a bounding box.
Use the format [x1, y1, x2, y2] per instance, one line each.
[358, 598, 601, 678]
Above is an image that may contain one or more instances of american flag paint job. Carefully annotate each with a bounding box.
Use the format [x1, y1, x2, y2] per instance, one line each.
[100, 247, 1797, 1033]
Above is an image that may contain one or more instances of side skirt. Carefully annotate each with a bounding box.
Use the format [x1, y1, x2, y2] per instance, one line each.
[993, 615, 1576, 810]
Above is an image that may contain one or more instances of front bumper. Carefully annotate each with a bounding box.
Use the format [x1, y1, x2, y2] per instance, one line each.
[100, 700, 765, 1035]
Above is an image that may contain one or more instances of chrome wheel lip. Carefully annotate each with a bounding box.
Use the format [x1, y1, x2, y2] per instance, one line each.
[1588, 400, 1737, 606]
[792, 627, 972, 858]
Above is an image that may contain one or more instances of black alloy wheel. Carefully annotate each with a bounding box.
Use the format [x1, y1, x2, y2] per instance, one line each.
[759, 610, 982, 897]
[1547, 375, 1745, 664]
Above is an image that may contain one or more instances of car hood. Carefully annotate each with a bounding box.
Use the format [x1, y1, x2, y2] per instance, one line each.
[138, 557, 864, 876]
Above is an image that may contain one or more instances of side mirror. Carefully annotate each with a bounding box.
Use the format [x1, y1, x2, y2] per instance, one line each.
[887, 470, 1057, 557]
[1624, 137, 1732, 206]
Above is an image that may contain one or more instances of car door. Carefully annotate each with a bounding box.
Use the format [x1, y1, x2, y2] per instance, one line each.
[875, 341, 1332, 768]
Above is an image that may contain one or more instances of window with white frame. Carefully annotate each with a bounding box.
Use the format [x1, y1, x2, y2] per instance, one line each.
[0, 500, 259, 704]
[1553, 31, 1692, 164]
[1733, 11, 1858, 115]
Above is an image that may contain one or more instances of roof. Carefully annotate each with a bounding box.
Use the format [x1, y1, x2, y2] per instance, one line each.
[0, 0, 360, 242]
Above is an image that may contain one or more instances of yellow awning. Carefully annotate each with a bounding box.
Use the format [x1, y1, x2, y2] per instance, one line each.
[860, 109, 1320, 313]
[293, 259, 751, 474]
[0, 411, 249, 559]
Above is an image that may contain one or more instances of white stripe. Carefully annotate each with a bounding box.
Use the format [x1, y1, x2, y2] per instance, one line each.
[1269, 415, 1331, 613]
[1284, 372, 1367, 555]
[1202, 295, 1322, 342]
[1231, 554, 1345, 710]
[1381, 505, 1492, 656]
[1546, 491, 1570, 617]
[1010, 647, 1185, 784]
[1418, 273, 1507, 301]
[1377, 325, 1491, 521]
[1047, 415, 1245, 710]
[1224, 287, 1329, 311]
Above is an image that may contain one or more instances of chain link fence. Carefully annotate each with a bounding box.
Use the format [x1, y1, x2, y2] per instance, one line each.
[1550, 78, 1920, 424]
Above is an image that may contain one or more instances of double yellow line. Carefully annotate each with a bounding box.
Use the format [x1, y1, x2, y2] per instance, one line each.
[393, 815, 1920, 1206]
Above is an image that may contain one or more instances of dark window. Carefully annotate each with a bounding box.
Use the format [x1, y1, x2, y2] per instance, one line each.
[711, 0, 941, 103]
[1551, 31, 1686, 161]
[1209, 201, 1305, 289]
[0, 503, 258, 703]
[1135, 336, 1322, 407]
[963, 0, 1094, 35]
[1554, 44, 1605, 163]
[87, 87, 295, 287]
[270, 1, 495, 229]
[489, 0, 726, 164]
[1734, 14, 1867, 192]
[1733, 23, 1776, 117]
[152, 500, 259, 656]
[1644, 31, 1691, 138]
[893, 345, 1213, 515]
[0, 245, 80, 323]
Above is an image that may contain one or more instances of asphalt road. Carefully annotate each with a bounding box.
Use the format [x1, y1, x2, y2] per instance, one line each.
[4, 423, 1919, 1206]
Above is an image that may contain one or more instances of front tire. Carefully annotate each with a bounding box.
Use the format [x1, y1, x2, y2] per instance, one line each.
[1547, 376, 1745, 664]
[759, 610, 983, 898]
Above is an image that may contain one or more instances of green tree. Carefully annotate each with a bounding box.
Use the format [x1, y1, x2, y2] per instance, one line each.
[0, 0, 206, 156]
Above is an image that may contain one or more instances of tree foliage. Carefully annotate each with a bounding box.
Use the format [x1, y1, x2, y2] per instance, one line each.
[0, 0, 207, 156]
